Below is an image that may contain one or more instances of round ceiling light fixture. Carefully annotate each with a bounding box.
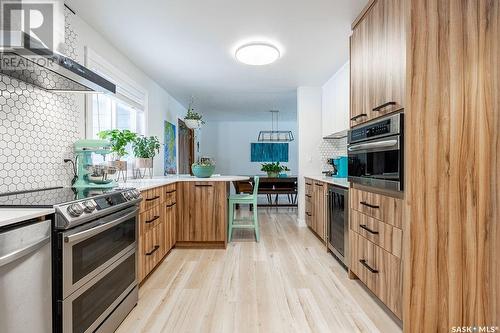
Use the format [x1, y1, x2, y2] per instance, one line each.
[235, 42, 281, 66]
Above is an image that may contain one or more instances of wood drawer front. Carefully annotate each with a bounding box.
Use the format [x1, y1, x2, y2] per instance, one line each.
[139, 223, 164, 281]
[139, 205, 162, 235]
[350, 232, 402, 318]
[305, 178, 313, 196]
[350, 209, 402, 258]
[140, 187, 163, 211]
[164, 185, 177, 205]
[350, 188, 403, 228]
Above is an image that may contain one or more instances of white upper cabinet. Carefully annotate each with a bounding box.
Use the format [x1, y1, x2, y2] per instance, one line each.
[321, 62, 350, 137]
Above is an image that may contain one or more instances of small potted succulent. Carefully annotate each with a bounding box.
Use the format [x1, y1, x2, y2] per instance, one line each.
[261, 162, 288, 178]
[191, 157, 215, 178]
[184, 97, 205, 129]
[132, 136, 160, 178]
[98, 129, 137, 171]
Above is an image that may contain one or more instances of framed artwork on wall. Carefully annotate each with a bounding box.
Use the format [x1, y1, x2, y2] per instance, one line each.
[164, 120, 177, 174]
[250, 143, 289, 162]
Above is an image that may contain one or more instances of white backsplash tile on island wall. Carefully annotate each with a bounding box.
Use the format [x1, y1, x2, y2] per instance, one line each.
[0, 8, 80, 194]
[318, 136, 348, 171]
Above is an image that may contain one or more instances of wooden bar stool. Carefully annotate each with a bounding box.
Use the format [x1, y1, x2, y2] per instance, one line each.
[228, 176, 260, 242]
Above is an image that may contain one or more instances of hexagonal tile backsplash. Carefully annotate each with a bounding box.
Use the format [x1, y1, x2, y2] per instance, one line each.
[0, 9, 80, 194]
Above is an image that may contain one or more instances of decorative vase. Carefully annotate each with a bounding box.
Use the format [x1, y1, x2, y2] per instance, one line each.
[191, 164, 215, 178]
[136, 157, 153, 169]
[109, 160, 127, 182]
[184, 119, 202, 129]
[266, 171, 279, 178]
[134, 158, 153, 179]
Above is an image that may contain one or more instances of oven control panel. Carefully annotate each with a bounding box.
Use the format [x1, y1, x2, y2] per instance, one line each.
[348, 113, 403, 144]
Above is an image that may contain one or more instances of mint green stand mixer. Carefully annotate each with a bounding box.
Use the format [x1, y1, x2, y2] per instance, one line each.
[73, 139, 118, 189]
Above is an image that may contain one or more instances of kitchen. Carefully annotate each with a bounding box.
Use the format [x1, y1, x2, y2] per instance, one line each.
[0, 1, 498, 333]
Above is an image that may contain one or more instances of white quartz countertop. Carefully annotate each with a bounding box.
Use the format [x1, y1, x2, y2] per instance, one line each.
[119, 175, 250, 191]
[305, 175, 350, 188]
[0, 208, 55, 228]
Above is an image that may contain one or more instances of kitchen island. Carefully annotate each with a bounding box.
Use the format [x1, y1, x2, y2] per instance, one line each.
[120, 175, 249, 282]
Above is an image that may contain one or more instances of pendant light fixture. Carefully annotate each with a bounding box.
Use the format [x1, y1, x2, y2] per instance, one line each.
[258, 110, 294, 142]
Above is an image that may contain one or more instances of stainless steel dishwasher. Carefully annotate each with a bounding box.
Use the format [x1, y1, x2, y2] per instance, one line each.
[0, 218, 52, 333]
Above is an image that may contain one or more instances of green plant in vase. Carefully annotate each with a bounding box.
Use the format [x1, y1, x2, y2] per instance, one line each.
[192, 157, 215, 178]
[261, 162, 288, 178]
[97, 129, 137, 171]
[184, 97, 205, 129]
[133, 136, 160, 169]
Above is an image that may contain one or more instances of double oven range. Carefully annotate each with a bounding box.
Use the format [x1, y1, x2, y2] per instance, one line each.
[0, 187, 142, 333]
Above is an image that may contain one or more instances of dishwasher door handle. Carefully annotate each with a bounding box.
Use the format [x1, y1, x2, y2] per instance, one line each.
[0, 236, 50, 267]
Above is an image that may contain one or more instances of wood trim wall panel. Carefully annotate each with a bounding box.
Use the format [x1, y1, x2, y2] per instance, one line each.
[350, 209, 403, 258]
[404, 0, 500, 330]
[350, 188, 403, 228]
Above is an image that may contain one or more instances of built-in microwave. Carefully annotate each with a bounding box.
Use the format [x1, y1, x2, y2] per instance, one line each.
[347, 113, 404, 192]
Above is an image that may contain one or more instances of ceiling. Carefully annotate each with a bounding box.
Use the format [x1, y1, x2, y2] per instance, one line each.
[66, 0, 367, 120]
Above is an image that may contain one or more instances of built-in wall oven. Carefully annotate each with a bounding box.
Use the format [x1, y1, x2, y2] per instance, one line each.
[52, 189, 142, 333]
[347, 113, 404, 192]
[327, 185, 349, 266]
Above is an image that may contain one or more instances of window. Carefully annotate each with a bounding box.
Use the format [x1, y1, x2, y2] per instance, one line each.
[85, 47, 148, 140]
[91, 95, 145, 138]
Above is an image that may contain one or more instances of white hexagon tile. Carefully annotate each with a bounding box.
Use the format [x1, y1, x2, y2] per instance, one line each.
[0, 8, 80, 194]
[318, 137, 348, 172]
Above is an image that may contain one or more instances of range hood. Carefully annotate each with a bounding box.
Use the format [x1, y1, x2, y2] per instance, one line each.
[0, 31, 116, 94]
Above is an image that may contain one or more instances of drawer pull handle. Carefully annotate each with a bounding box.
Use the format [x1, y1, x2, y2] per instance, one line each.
[195, 184, 213, 187]
[351, 113, 368, 121]
[360, 201, 380, 209]
[166, 203, 176, 208]
[305, 182, 312, 186]
[359, 259, 379, 273]
[359, 224, 379, 234]
[306, 212, 312, 217]
[146, 196, 160, 202]
[146, 245, 160, 256]
[315, 183, 323, 187]
[166, 190, 176, 194]
[145, 216, 160, 224]
[305, 194, 312, 198]
[372, 101, 396, 112]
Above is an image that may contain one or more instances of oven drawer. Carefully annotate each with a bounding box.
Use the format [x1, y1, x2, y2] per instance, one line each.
[139, 222, 165, 281]
[164, 184, 177, 206]
[350, 188, 403, 228]
[139, 205, 163, 235]
[350, 209, 402, 258]
[349, 232, 402, 318]
[140, 187, 164, 211]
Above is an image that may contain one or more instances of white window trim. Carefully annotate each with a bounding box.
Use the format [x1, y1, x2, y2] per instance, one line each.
[84, 47, 148, 138]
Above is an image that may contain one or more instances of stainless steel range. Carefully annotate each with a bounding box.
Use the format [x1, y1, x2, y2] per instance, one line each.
[0, 187, 142, 333]
[53, 188, 141, 333]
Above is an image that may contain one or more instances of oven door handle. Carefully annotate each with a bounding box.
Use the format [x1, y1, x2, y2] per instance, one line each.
[64, 208, 138, 244]
[348, 139, 398, 152]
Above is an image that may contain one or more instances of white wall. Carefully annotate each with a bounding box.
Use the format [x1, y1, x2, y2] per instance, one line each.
[70, 13, 186, 176]
[200, 120, 298, 175]
[297, 87, 323, 225]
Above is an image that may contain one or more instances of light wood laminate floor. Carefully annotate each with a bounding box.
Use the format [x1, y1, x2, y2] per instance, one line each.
[118, 208, 402, 333]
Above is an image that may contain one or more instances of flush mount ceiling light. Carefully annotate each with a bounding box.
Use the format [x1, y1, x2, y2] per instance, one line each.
[235, 42, 281, 65]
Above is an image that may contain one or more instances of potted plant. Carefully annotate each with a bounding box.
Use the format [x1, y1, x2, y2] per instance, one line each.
[261, 162, 287, 178]
[98, 129, 137, 170]
[133, 136, 161, 169]
[191, 157, 215, 178]
[184, 98, 205, 129]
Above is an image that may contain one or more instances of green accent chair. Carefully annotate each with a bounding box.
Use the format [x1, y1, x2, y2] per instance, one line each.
[228, 176, 260, 242]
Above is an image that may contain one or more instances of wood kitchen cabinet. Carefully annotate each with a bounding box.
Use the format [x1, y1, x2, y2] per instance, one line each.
[176, 181, 227, 247]
[304, 178, 327, 242]
[350, 0, 405, 127]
